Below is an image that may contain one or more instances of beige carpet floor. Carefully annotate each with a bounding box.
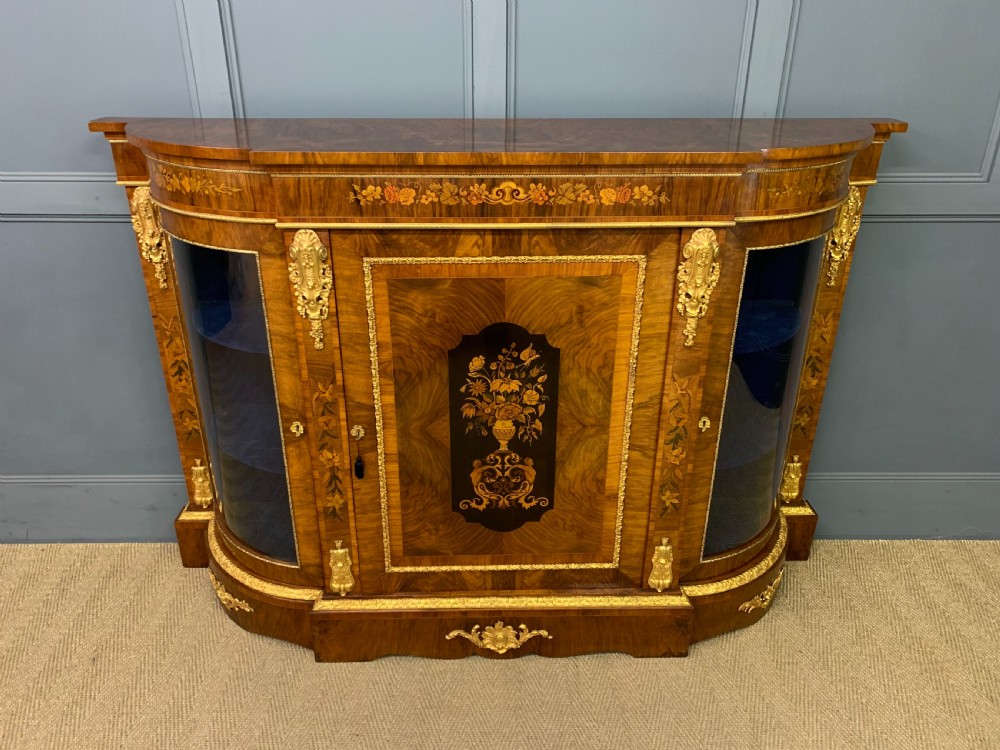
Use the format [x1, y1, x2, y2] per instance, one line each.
[1, 541, 998, 750]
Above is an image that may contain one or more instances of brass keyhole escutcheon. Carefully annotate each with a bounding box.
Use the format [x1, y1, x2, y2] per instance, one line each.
[350, 425, 366, 479]
[698, 417, 711, 432]
[290, 421, 305, 437]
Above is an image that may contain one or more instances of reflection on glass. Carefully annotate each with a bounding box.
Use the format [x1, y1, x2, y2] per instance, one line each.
[173, 240, 297, 563]
[703, 239, 822, 557]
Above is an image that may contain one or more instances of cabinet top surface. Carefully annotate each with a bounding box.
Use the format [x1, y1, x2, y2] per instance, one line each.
[90, 117, 906, 166]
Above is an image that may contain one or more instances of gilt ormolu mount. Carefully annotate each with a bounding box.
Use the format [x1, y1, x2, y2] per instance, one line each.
[91, 116, 906, 660]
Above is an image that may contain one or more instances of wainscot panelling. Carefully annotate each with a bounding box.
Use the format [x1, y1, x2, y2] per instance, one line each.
[808, 473, 1000, 540]
[227, 0, 473, 118]
[0, 222, 180, 476]
[805, 220, 1000, 538]
[781, 0, 1000, 217]
[0, 476, 184, 543]
[809, 221, 1000, 472]
[0, 0, 200, 218]
[510, 0, 753, 118]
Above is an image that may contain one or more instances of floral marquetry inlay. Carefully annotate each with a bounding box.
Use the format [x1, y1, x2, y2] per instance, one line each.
[659, 374, 692, 516]
[349, 179, 672, 210]
[793, 312, 835, 438]
[161, 317, 202, 441]
[450, 323, 560, 532]
[313, 381, 347, 520]
[153, 167, 243, 197]
[763, 166, 844, 201]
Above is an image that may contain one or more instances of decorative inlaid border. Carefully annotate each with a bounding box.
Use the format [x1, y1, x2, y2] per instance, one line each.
[349, 179, 672, 209]
[160, 317, 202, 442]
[314, 591, 690, 612]
[312, 380, 347, 520]
[793, 311, 836, 438]
[147, 154, 266, 176]
[659, 374, 692, 516]
[277, 221, 738, 230]
[745, 158, 850, 175]
[734, 202, 846, 223]
[277, 171, 744, 179]
[363, 254, 646, 573]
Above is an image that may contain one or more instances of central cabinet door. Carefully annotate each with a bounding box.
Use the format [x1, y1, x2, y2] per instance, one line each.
[332, 229, 677, 594]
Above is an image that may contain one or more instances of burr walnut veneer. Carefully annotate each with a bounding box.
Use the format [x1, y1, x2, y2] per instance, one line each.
[90, 117, 905, 660]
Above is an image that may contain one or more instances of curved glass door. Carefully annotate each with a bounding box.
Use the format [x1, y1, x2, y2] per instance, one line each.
[703, 239, 822, 557]
[173, 240, 297, 563]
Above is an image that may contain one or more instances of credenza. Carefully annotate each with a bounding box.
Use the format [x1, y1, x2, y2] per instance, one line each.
[90, 117, 905, 660]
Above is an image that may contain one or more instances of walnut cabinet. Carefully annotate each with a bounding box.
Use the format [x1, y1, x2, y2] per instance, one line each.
[90, 117, 905, 660]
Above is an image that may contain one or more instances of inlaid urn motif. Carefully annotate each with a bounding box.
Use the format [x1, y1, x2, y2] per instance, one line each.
[448, 322, 560, 532]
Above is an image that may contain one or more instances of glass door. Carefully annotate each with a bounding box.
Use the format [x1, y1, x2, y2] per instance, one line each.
[172, 240, 298, 563]
[702, 238, 823, 557]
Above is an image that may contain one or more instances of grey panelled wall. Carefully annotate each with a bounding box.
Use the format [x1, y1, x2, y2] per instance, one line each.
[0, 0, 997, 542]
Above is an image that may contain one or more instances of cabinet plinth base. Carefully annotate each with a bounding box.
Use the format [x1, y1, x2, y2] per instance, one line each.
[310, 597, 694, 661]
[205, 513, 797, 661]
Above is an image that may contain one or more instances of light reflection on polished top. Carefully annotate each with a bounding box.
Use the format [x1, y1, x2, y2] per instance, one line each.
[89, 117, 907, 166]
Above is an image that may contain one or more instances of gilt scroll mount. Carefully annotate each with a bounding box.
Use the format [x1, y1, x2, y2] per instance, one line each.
[738, 569, 784, 614]
[209, 572, 253, 613]
[129, 186, 170, 290]
[288, 229, 333, 349]
[676, 228, 721, 346]
[824, 186, 863, 286]
[445, 620, 552, 654]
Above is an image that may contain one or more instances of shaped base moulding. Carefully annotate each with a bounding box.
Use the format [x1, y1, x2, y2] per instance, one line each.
[203, 511, 793, 661]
